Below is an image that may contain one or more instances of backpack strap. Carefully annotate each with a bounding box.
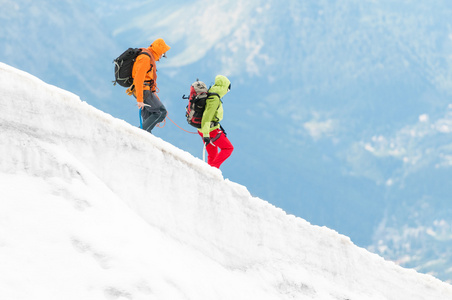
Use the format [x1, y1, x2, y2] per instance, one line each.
[138, 49, 153, 73]
[207, 92, 221, 100]
[208, 93, 222, 110]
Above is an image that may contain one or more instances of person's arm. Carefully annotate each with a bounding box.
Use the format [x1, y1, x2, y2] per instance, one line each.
[200, 96, 220, 137]
[132, 55, 152, 103]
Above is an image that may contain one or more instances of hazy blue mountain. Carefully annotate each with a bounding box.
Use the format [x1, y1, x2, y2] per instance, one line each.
[2, 0, 452, 282]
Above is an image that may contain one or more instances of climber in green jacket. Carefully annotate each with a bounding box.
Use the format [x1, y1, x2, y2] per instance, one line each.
[198, 75, 234, 168]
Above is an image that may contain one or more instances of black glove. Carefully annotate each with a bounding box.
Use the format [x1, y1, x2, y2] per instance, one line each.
[203, 137, 211, 145]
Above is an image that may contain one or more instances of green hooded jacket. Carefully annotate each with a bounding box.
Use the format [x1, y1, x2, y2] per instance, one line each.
[199, 75, 231, 137]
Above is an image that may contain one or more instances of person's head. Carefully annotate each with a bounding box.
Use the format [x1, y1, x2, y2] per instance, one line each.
[212, 75, 231, 98]
[149, 38, 171, 61]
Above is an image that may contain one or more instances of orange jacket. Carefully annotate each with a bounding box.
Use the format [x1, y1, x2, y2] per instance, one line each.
[132, 38, 171, 102]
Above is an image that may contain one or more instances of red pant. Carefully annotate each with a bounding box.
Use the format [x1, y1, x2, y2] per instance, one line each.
[199, 128, 234, 168]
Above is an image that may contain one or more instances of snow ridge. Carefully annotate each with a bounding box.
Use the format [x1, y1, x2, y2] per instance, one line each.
[1, 62, 452, 299]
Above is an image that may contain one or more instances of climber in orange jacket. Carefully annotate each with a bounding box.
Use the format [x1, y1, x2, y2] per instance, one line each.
[130, 38, 171, 133]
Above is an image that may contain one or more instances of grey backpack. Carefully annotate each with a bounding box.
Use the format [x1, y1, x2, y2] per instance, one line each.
[183, 80, 219, 128]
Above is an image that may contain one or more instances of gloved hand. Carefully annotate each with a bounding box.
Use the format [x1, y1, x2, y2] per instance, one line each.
[203, 137, 211, 145]
[126, 85, 135, 96]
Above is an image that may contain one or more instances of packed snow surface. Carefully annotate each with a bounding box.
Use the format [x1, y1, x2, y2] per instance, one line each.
[1, 62, 452, 299]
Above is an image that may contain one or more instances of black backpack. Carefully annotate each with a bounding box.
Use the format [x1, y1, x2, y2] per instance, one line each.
[183, 80, 220, 128]
[113, 48, 152, 87]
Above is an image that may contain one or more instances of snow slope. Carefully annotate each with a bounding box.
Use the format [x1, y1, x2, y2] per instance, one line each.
[1, 62, 452, 299]
[4, 1, 452, 280]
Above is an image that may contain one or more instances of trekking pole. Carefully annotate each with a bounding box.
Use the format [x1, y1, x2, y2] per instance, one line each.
[203, 144, 206, 162]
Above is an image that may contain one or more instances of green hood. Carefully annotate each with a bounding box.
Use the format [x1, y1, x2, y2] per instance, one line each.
[208, 75, 230, 98]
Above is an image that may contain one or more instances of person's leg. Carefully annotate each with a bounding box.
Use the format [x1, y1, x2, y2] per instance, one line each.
[205, 143, 218, 165]
[142, 108, 167, 133]
[198, 128, 233, 168]
[198, 130, 218, 164]
[141, 91, 167, 133]
[209, 129, 233, 168]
